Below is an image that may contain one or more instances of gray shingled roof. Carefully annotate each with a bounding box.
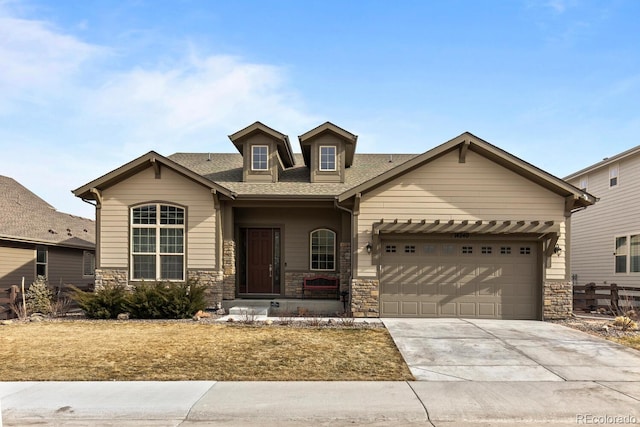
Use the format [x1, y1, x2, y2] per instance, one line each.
[0, 176, 95, 249]
[168, 153, 418, 196]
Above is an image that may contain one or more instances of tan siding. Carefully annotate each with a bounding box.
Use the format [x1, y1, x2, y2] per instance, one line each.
[48, 247, 94, 287]
[357, 150, 568, 278]
[0, 243, 34, 288]
[568, 154, 640, 288]
[235, 207, 341, 271]
[100, 166, 216, 270]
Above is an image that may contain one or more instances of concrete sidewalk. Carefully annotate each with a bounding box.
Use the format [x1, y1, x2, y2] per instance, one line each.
[2, 380, 640, 426]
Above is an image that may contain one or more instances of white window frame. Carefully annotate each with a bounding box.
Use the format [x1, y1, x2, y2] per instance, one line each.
[251, 145, 269, 171]
[319, 146, 337, 171]
[83, 251, 95, 277]
[310, 228, 336, 271]
[609, 164, 619, 188]
[131, 204, 185, 281]
[614, 234, 640, 274]
[35, 246, 47, 278]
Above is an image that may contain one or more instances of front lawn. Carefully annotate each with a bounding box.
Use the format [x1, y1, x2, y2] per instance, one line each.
[0, 321, 414, 381]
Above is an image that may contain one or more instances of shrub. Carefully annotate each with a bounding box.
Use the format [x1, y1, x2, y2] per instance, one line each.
[127, 280, 207, 319]
[25, 276, 53, 315]
[70, 284, 128, 319]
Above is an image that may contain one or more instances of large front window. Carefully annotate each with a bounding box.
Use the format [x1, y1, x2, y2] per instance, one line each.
[310, 228, 335, 270]
[131, 204, 185, 280]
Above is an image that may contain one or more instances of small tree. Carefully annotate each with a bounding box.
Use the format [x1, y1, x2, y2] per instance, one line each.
[25, 276, 53, 315]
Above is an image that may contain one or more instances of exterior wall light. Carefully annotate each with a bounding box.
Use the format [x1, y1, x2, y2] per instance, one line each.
[553, 244, 562, 256]
[366, 242, 372, 254]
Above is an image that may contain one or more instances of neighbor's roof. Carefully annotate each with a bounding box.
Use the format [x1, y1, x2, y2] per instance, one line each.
[0, 176, 95, 249]
[168, 153, 417, 198]
[564, 144, 640, 181]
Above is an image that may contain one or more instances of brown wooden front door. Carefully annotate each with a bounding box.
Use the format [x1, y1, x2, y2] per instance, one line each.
[245, 228, 280, 294]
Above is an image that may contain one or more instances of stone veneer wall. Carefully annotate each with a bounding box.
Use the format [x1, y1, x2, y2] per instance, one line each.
[543, 280, 572, 319]
[187, 270, 223, 307]
[222, 240, 236, 300]
[94, 268, 129, 289]
[339, 242, 351, 294]
[351, 278, 379, 318]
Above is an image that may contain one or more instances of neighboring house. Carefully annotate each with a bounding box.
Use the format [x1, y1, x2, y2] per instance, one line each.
[565, 146, 640, 290]
[0, 176, 96, 300]
[73, 122, 595, 319]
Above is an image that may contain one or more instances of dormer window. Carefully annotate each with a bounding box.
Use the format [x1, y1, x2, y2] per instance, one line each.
[252, 145, 268, 171]
[319, 146, 336, 171]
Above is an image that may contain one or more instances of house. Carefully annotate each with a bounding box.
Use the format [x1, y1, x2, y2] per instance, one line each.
[0, 176, 96, 317]
[565, 146, 640, 291]
[72, 122, 595, 319]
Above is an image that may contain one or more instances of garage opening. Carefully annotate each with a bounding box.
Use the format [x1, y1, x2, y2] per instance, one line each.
[379, 239, 540, 319]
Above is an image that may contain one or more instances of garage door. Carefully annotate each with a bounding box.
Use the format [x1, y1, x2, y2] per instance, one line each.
[380, 240, 539, 319]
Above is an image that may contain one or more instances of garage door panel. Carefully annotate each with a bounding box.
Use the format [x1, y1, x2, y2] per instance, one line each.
[381, 240, 539, 319]
[401, 301, 419, 315]
[382, 301, 400, 316]
[420, 302, 438, 316]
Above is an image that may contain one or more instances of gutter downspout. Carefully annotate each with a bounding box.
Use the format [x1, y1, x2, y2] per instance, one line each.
[335, 197, 355, 315]
[88, 188, 102, 272]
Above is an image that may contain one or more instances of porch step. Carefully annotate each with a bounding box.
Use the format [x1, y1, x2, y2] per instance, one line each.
[228, 306, 270, 316]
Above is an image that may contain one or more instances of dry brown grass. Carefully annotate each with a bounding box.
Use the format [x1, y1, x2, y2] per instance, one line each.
[0, 321, 413, 381]
[612, 336, 640, 351]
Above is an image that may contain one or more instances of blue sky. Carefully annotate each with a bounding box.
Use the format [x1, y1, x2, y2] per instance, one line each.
[1, 0, 639, 218]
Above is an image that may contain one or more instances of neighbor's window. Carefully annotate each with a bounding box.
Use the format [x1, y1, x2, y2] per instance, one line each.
[36, 246, 47, 277]
[83, 251, 95, 276]
[319, 146, 337, 171]
[615, 236, 627, 273]
[579, 176, 588, 191]
[609, 164, 619, 187]
[251, 145, 268, 171]
[616, 234, 640, 273]
[310, 229, 335, 270]
[131, 204, 185, 280]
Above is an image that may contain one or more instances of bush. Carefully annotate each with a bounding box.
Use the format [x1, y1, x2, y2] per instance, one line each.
[127, 280, 207, 319]
[70, 284, 128, 319]
[71, 280, 207, 320]
[25, 276, 53, 315]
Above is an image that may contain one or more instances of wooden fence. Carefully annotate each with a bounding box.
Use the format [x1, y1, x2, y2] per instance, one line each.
[573, 283, 640, 312]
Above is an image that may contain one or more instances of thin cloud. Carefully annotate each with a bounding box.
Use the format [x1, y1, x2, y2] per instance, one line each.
[0, 5, 317, 217]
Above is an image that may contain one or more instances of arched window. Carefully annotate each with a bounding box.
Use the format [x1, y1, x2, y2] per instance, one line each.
[131, 204, 185, 280]
[310, 229, 335, 271]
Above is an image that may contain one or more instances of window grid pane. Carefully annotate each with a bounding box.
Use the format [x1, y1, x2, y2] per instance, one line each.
[311, 229, 335, 270]
[616, 237, 628, 273]
[252, 146, 268, 170]
[631, 235, 640, 273]
[133, 228, 156, 253]
[160, 229, 184, 253]
[133, 255, 156, 279]
[320, 146, 336, 171]
[133, 205, 157, 224]
[161, 255, 184, 280]
[160, 206, 184, 225]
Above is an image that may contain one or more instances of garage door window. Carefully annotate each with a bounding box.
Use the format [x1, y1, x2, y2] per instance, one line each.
[520, 247, 532, 255]
[481, 246, 492, 254]
[404, 245, 416, 253]
[500, 246, 512, 255]
[385, 245, 397, 253]
[462, 246, 473, 254]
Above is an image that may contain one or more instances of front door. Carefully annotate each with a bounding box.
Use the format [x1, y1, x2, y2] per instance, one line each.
[245, 228, 280, 294]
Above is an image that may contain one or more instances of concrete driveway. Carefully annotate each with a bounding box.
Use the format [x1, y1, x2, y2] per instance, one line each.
[383, 318, 640, 382]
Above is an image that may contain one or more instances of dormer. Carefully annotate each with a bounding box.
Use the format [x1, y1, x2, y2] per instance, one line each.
[298, 122, 358, 183]
[229, 122, 295, 183]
